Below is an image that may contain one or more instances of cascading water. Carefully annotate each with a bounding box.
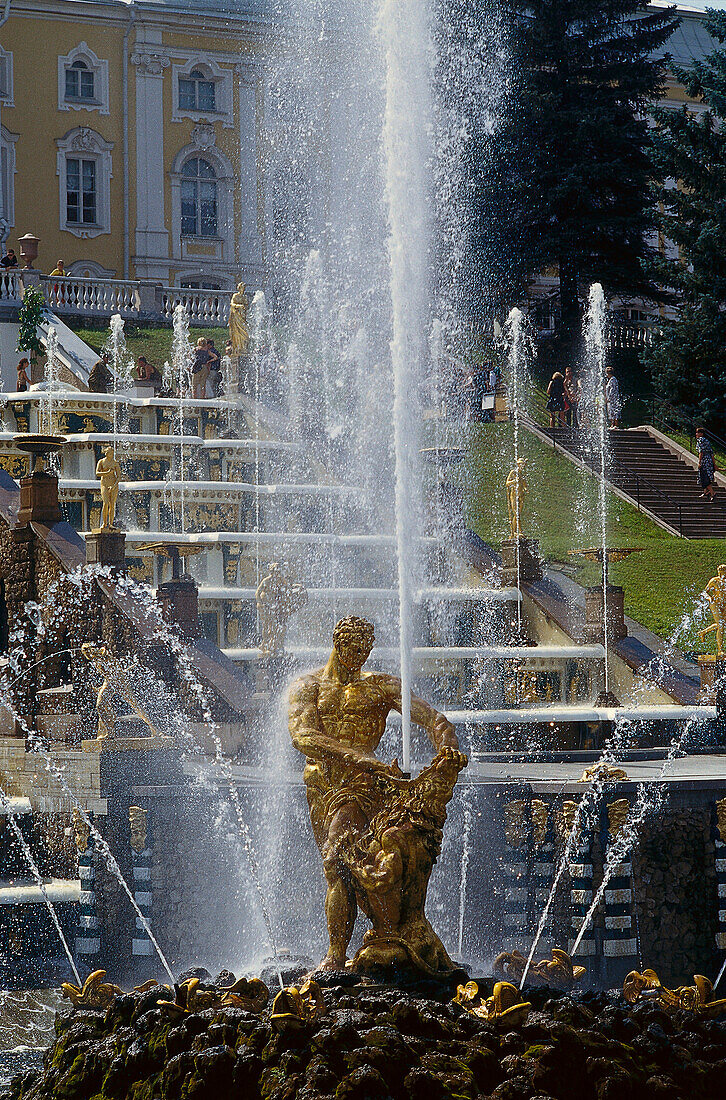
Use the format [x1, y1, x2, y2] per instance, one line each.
[380, 0, 431, 771]
[171, 305, 194, 534]
[0, 787, 80, 986]
[583, 284, 611, 696]
[42, 327, 60, 443]
[105, 314, 133, 460]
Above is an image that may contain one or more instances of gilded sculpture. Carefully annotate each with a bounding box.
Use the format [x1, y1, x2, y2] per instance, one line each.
[700, 565, 726, 657]
[288, 615, 466, 976]
[494, 948, 586, 991]
[623, 969, 726, 1018]
[81, 642, 168, 745]
[453, 981, 531, 1027]
[506, 457, 527, 539]
[255, 563, 308, 657]
[95, 446, 122, 531]
[159, 976, 269, 1019]
[62, 970, 157, 1009]
[270, 980, 326, 1033]
[715, 797, 726, 843]
[579, 762, 628, 784]
[607, 798, 630, 839]
[129, 806, 148, 853]
[229, 282, 250, 357]
[71, 806, 90, 853]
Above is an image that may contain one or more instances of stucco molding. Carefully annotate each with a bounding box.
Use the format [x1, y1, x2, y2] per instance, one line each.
[1, 125, 18, 228]
[0, 46, 14, 108]
[56, 127, 114, 240]
[57, 42, 110, 117]
[131, 51, 170, 79]
[171, 56, 233, 128]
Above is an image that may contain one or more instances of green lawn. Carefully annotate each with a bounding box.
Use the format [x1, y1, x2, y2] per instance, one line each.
[457, 423, 717, 651]
[68, 324, 226, 368]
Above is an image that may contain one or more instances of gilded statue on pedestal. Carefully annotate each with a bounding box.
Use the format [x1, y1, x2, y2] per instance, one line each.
[700, 564, 726, 656]
[288, 616, 467, 976]
[229, 282, 250, 357]
[255, 563, 308, 657]
[95, 446, 122, 531]
[81, 642, 167, 745]
[506, 457, 527, 539]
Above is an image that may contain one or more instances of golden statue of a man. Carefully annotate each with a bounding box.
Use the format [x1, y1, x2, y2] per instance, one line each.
[255, 563, 308, 657]
[95, 446, 122, 530]
[229, 282, 250, 357]
[288, 615, 464, 973]
[700, 564, 726, 656]
[506, 457, 527, 540]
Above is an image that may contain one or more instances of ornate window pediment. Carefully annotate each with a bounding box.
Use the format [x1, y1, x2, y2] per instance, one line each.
[172, 57, 233, 127]
[56, 128, 113, 239]
[0, 47, 14, 107]
[58, 43, 110, 115]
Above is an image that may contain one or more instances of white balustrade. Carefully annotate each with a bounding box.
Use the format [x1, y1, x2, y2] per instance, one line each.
[0, 270, 21, 302]
[161, 288, 230, 326]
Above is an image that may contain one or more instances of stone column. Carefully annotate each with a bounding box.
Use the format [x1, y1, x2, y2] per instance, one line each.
[501, 538, 543, 588]
[132, 47, 170, 281]
[712, 799, 726, 953]
[238, 65, 263, 271]
[601, 799, 638, 982]
[501, 799, 530, 952]
[129, 805, 154, 961]
[530, 799, 555, 956]
[566, 804, 596, 959]
[584, 586, 627, 644]
[74, 815, 100, 962]
[85, 530, 126, 572]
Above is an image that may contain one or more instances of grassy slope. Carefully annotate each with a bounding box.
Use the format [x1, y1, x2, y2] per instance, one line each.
[458, 423, 718, 651]
[69, 324, 226, 367]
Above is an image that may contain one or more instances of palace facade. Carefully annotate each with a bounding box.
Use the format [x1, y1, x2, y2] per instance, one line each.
[0, 0, 270, 289]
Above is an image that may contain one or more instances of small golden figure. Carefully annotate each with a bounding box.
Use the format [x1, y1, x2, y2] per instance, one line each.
[81, 642, 167, 744]
[255, 563, 308, 657]
[229, 282, 250, 357]
[129, 806, 148, 853]
[95, 446, 122, 530]
[506, 457, 528, 539]
[700, 564, 726, 656]
[288, 616, 466, 976]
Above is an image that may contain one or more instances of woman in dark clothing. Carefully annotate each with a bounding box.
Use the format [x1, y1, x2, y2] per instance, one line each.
[546, 371, 566, 428]
[697, 427, 717, 502]
[16, 358, 30, 392]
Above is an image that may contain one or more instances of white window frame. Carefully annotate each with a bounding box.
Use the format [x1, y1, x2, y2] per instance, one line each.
[0, 125, 18, 228]
[171, 57, 233, 127]
[0, 47, 14, 107]
[170, 139, 234, 262]
[58, 43, 110, 116]
[56, 128, 114, 239]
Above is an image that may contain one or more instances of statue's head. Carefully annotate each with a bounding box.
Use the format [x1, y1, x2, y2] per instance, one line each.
[517, 457, 526, 470]
[719, 564, 726, 579]
[237, 281, 246, 295]
[333, 616, 375, 671]
[103, 446, 113, 460]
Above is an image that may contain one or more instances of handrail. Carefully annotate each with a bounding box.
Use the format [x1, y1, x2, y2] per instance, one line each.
[524, 391, 686, 536]
[647, 393, 726, 457]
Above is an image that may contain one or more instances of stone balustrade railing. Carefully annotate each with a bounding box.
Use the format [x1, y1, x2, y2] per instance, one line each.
[0, 271, 232, 327]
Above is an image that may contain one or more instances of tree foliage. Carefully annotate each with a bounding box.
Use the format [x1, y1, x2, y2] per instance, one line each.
[17, 286, 45, 362]
[648, 11, 726, 428]
[475, 0, 679, 332]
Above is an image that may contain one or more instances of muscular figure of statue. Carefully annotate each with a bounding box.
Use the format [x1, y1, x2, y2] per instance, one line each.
[288, 615, 460, 972]
[506, 457, 527, 540]
[95, 446, 122, 530]
[700, 564, 726, 656]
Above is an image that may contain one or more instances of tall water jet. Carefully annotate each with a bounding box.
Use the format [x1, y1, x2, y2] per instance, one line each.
[105, 314, 133, 457]
[171, 305, 194, 534]
[380, 0, 432, 771]
[505, 307, 529, 638]
[42, 326, 60, 440]
[584, 283, 611, 697]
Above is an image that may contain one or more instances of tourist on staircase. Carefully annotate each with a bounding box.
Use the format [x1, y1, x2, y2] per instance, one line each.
[546, 371, 566, 428]
[605, 366, 622, 429]
[696, 427, 717, 503]
[564, 366, 579, 429]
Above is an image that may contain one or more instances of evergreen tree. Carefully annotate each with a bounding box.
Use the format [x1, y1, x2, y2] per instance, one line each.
[499, 1, 679, 336]
[649, 11, 726, 428]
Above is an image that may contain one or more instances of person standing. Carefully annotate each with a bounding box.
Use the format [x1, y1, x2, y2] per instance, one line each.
[605, 366, 622, 429]
[546, 371, 566, 428]
[88, 351, 113, 393]
[206, 338, 222, 397]
[564, 366, 579, 429]
[16, 358, 30, 392]
[696, 427, 717, 502]
[192, 337, 210, 399]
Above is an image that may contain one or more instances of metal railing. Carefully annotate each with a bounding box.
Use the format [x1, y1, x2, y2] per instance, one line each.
[647, 393, 726, 459]
[524, 391, 686, 536]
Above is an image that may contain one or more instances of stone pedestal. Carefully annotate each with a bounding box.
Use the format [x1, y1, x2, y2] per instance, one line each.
[15, 471, 62, 528]
[85, 529, 126, 572]
[698, 656, 726, 703]
[157, 577, 201, 638]
[501, 538, 543, 587]
[584, 585, 627, 644]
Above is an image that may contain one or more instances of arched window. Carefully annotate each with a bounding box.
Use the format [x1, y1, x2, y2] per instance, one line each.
[180, 158, 217, 237]
[65, 59, 94, 101]
[178, 69, 215, 113]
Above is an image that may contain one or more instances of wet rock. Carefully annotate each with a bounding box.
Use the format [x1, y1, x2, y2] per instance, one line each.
[335, 1065, 389, 1100]
[177, 967, 213, 984]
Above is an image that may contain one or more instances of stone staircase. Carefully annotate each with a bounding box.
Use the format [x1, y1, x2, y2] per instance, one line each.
[542, 425, 726, 539]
